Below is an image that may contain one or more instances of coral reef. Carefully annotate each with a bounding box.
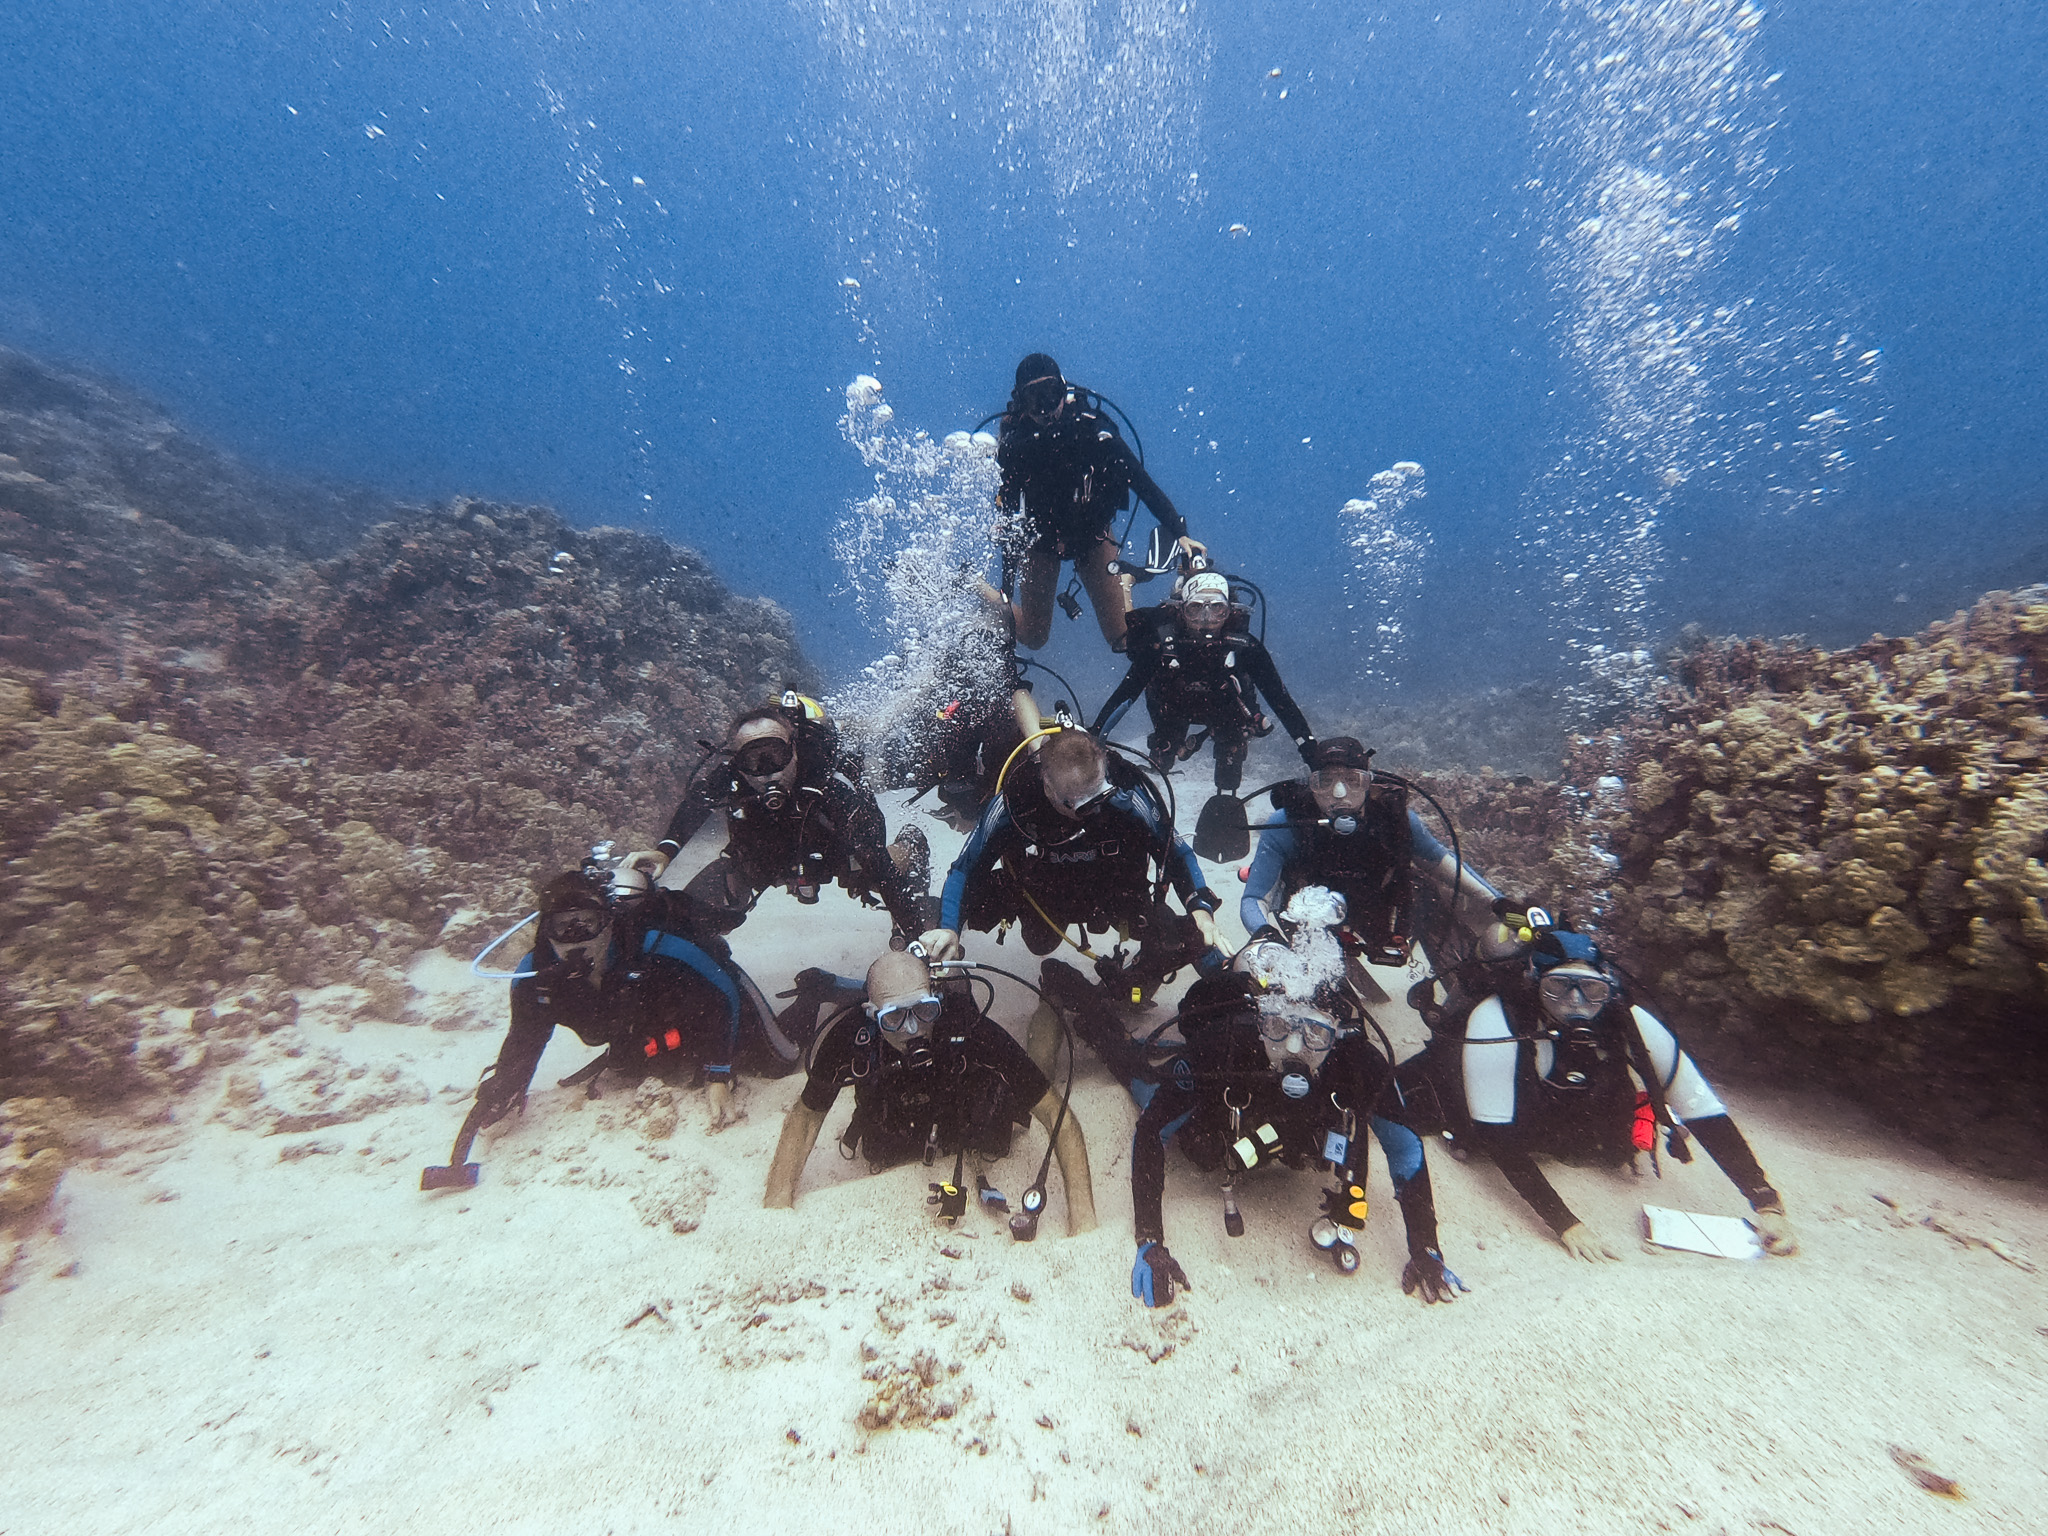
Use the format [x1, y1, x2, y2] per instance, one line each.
[0, 1097, 69, 1226]
[1567, 588, 2048, 1173]
[1398, 766, 1591, 910]
[0, 348, 812, 1107]
[1327, 679, 1573, 780]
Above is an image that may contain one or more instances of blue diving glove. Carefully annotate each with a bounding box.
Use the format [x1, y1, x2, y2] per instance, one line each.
[1131, 1241, 1191, 1308]
[1400, 1248, 1470, 1304]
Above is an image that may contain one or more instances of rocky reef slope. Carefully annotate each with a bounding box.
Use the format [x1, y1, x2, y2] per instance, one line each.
[1558, 589, 2048, 1174]
[0, 348, 810, 1108]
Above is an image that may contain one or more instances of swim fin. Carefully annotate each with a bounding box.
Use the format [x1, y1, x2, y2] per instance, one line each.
[1192, 792, 1251, 863]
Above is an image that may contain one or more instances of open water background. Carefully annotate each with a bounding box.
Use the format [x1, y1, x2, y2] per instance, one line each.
[5, 1, 2044, 710]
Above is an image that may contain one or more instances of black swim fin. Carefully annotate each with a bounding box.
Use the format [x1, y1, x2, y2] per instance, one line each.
[1192, 792, 1251, 863]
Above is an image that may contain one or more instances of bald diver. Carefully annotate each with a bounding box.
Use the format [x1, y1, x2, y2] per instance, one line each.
[762, 947, 1097, 1237]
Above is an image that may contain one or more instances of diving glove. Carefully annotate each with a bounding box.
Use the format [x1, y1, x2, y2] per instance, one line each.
[1558, 1221, 1622, 1262]
[1400, 1248, 1471, 1304]
[1131, 1241, 1191, 1308]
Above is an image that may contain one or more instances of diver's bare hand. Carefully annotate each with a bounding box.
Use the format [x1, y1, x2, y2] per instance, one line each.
[1750, 1203, 1799, 1257]
[916, 928, 964, 962]
[1559, 1222, 1621, 1262]
[706, 1079, 737, 1133]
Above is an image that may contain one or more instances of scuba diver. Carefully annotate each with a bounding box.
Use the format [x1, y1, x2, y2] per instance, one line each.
[762, 948, 1097, 1237]
[920, 726, 1225, 1063]
[993, 353, 1205, 652]
[1239, 737, 1504, 977]
[919, 687, 1032, 834]
[422, 862, 803, 1190]
[1093, 567, 1318, 796]
[1402, 914, 1798, 1262]
[872, 621, 1042, 836]
[624, 692, 932, 945]
[1077, 889, 1465, 1307]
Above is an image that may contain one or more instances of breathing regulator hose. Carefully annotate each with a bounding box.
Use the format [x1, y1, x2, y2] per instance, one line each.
[472, 912, 542, 981]
[929, 956, 1076, 1238]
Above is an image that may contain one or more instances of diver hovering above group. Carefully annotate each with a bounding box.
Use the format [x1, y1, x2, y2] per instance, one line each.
[424, 351, 1799, 1309]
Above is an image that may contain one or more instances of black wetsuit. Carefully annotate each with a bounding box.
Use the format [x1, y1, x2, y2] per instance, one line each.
[1093, 605, 1313, 792]
[484, 916, 795, 1110]
[1400, 981, 1781, 1237]
[939, 756, 1218, 988]
[659, 731, 928, 938]
[800, 992, 1049, 1170]
[997, 403, 1183, 560]
[1125, 974, 1443, 1260]
[889, 680, 1028, 823]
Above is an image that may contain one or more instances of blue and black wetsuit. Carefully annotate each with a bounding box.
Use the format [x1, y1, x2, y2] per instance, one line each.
[485, 909, 796, 1104]
[939, 758, 1215, 969]
[1240, 794, 1498, 972]
[1128, 975, 1444, 1262]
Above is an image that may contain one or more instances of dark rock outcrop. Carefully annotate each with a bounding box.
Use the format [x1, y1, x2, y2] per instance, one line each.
[0, 348, 812, 1105]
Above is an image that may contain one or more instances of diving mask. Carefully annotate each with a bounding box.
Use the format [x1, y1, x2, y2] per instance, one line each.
[733, 737, 795, 778]
[1538, 969, 1613, 1020]
[1309, 767, 1369, 801]
[1258, 1009, 1339, 1053]
[873, 996, 945, 1035]
[542, 908, 608, 946]
[1051, 776, 1114, 819]
[1019, 375, 1066, 420]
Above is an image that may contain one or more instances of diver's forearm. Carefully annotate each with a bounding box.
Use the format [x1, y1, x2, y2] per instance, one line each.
[762, 1104, 829, 1208]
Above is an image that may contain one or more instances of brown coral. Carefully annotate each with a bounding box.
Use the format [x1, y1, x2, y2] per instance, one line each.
[1569, 587, 2048, 1173]
[0, 349, 814, 1106]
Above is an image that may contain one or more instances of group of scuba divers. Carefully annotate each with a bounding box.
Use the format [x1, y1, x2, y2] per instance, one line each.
[425, 354, 1798, 1308]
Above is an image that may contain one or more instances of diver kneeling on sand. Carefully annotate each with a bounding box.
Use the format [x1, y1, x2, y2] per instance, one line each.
[1050, 889, 1464, 1307]
[422, 864, 801, 1190]
[620, 691, 932, 946]
[919, 725, 1226, 1069]
[762, 948, 1097, 1239]
[1400, 910, 1798, 1260]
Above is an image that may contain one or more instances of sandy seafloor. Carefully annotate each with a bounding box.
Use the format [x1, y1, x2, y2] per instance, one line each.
[3, 792, 2044, 1535]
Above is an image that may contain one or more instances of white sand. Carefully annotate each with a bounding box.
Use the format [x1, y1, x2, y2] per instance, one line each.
[5, 801, 2044, 1534]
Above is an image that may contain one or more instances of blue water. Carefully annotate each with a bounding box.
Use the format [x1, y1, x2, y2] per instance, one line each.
[6, 1, 2045, 706]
